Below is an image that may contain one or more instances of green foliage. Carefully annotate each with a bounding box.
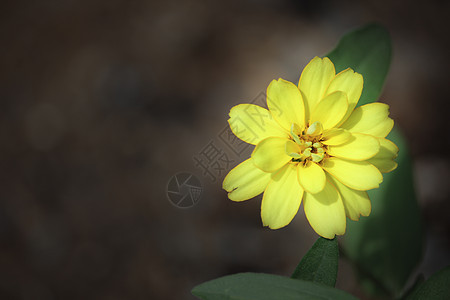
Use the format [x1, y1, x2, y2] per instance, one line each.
[327, 24, 423, 296]
[406, 267, 450, 300]
[291, 237, 338, 287]
[192, 272, 358, 300]
[327, 23, 391, 106]
[343, 128, 423, 295]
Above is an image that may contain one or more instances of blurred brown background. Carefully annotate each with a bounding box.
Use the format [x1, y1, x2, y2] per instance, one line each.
[1, 0, 449, 299]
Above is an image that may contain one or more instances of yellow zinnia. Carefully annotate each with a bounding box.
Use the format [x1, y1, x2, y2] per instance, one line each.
[223, 56, 398, 239]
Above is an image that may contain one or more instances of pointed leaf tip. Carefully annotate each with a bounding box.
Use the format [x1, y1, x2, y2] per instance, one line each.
[291, 237, 339, 287]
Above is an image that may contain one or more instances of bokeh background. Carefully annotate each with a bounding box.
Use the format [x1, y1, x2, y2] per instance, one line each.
[1, 0, 449, 299]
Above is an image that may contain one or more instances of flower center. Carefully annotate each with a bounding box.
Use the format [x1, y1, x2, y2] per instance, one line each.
[289, 122, 327, 163]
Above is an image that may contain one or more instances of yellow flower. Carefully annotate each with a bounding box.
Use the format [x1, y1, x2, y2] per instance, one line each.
[222, 57, 398, 239]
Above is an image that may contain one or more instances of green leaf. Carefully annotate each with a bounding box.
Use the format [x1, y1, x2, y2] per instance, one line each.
[407, 267, 450, 300]
[327, 23, 391, 106]
[291, 237, 338, 287]
[326, 23, 423, 296]
[342, 127, 423, 296]
[192, 272, 359, 300]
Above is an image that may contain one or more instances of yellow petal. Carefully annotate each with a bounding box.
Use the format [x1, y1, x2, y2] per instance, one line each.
[340, 103, 394, 138]
[285, 139, 301, 157]
[228, 104, 289, 145]
[252, 137, 292, 172]
[325, 68, 363, 125]
[371, 137, 398, 158]
[305, 121, 323, 136]
[321, 128, 351, 146]
[298, 57, 336, 121]
[328, 175, 371, 221]
[303, 180, 346, 239]
[266, 79, 305, 131]
[261, 164, 304, 229]
[367, 159, 397, 173]
[322, 157, 383, 191]
[297, 161, 326, 194]
[223, 158, 272, 201]
[368, 159, 397, 174]
[327, 133, 380, 161]
[310, 91, 348, 130]
[367, 138, 399, 173]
